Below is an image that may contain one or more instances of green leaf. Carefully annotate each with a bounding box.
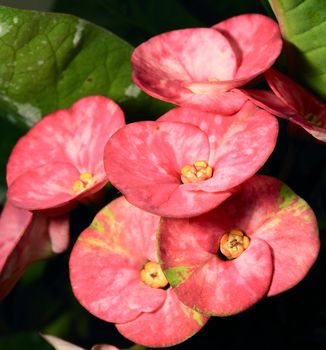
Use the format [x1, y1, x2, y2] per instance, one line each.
[0, 5, 170, 130]
[269, 0, 326, 99]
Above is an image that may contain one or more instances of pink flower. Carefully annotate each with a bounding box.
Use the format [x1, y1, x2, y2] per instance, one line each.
[0, 201, 69, 299]
[69, 196, 208, 348]
[104, 101, 278, 217]
[240, 69, 326, 142]
[158, 175, 319, 316]
[6, 96, 125, 212]
[131, 14, 282, 114]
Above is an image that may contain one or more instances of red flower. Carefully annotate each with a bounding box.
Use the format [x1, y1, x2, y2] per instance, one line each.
[241, 69, 326, 142]
[104, 101, 278, 217]
[69, 197, 208, 348]
[0, 201, 69, 299]
[7, 96, 125, 212]
[132, 14, 282, 114]
[158, 175, 319, 316]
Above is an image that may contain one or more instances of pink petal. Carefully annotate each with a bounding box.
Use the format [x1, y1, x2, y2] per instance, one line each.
[7, 162, 80, 211]
[6, 109, 71, 185]
[105, 121, 231, 217]
[213, 14, 282, 84]
[241, 88, 326, 143]
[238, 89, 296, 118]
[158, 213, 225, 268]
[69, 197, 166, 324]
[264, 69, 326, 142]
[66, 96, 125, 175]
[116, 289, 209, 347]
[0, 203, 53, 299]
[132, 28, 243, 114]
[0, 202, 32, 272]
[49, 215, 70, 254]
[250, 178, 320, 296]
[169, 239, 273, 316]
[177, 89, 248, 115]
[161, 102, 278, 192]
[132, 27, 237, 90]
[265, 69, 325, 116]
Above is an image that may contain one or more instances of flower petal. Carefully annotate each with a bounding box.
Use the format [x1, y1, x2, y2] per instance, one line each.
[213, 14, 282, 84]
[168, 239, 273, 316]
[7, 162, 80, 211]
[67, 96, 125, 175]
[241, 89, 326, 142]
[69, 197, 166, 324]
[161, 102, 278, 192]
[0, 202, 32, 272]
[132, 28, 242, 114]
[49, 215, 70, 254]
[132, 27, 237, 93]
[6, 110, 71, 185]
[238, 89, 295, 118]
[250, 178, 320, 296]
[105, 121, 228, 217]
[265, 69, 325, 117]
[116, 289, 209, 347]
[0, 203, 53, 299]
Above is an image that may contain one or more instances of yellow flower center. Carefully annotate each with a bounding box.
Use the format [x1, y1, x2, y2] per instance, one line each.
[180, 160, 213, 184]
[72, 172, 95, 193]
[219, 228, 250, 260]
[140, 261, 169, 289]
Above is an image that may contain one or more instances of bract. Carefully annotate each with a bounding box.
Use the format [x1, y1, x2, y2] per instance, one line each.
[132, 14, 282, 114]
[105, 101, 278, 217]
[69, 196, 208, 347]
[7, 96, 125, 212]
[0, 201, 69, 299]
[158, 175, 319, 316]
[241, 69, 326, 142]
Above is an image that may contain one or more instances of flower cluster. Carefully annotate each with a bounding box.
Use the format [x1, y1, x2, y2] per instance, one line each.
[0, 13, 321, 349]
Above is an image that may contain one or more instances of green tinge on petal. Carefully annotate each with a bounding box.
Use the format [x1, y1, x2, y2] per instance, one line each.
[89, 218, 105, 233]
[102, 207, 117, 225]
[164, 266, 194, 287]
[279, 184, 312, 219]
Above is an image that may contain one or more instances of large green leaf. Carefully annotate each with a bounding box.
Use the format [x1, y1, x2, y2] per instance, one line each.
[269, 0, 326, 99]
[0, 5, 169, 130]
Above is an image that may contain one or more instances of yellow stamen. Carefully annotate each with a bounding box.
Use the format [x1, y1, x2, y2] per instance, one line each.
[180, 160, 213, 184]
[72, 172, 95, 193]
[219, 228, 250, 260]
[80, 172, 93, 182]
[140, 261, 169, 289]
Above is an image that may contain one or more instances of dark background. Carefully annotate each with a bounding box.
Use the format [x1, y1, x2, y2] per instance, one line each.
[0, 1, 325, 349]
